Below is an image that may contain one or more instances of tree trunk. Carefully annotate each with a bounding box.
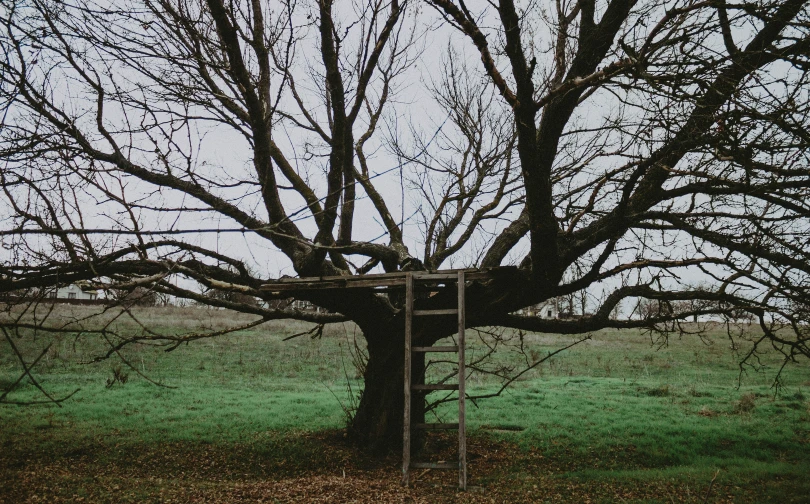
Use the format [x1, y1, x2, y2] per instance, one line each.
[347, 330, 425, 454]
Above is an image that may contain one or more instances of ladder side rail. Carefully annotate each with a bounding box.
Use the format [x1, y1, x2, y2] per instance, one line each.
[402, 272, 414, 486]
[457, 270, 467, 490]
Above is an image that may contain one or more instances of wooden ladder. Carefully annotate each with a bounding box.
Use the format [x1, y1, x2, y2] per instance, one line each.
[402, 271, 467, 490]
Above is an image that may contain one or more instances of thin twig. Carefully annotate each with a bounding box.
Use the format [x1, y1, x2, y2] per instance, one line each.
[703, 469, 720, 503]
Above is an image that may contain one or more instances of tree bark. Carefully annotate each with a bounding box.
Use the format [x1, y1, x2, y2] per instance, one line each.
[347, 329, 426, 454]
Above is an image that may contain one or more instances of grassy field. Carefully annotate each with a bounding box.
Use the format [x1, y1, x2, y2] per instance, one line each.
[1, 305, 809, 503]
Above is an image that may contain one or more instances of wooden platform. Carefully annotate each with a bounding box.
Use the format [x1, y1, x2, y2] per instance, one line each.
[259, 266, 516, 292]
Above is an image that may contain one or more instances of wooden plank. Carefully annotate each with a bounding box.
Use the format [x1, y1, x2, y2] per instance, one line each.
[412, 346, 458, 353]
[413, 309, 458, 316]
[412, 384, 458, 391]
[458, 270, 467, 491]
[413, 422, 459, 430]
[279, 271, 400, 283]
[411, 462, 458, 470]
[412, 272, 459, 281]
[262, 277, 406, 291]
[402, 272, 413, 487]
[259, 266, 518, 291]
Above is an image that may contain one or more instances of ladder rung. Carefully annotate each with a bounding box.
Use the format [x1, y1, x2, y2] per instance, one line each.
[413, 273, 459, 281]
[413, 309, 458, 316]
[412, 345, 459, 353]
[411, 462, 458, 469]
[412, 384, 459, 391]
[414, 422, 459, 430]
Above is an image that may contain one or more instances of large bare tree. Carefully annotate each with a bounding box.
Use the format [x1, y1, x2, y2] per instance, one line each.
[1, 0, 809, 451]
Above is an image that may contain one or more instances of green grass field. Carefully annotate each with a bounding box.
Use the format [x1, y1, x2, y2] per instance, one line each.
[1, 305, 809, 503]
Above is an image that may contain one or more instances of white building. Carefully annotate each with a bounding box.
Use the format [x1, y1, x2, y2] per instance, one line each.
[516, 298, 560, 319]
[46, 283, 99, 301]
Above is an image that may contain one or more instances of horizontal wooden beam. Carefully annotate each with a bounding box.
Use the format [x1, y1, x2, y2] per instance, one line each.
[412, 273, 460, 281]
[259, 267, 517, 292]
[413, 309, 458, 316]
[412, 346, 458, 353]
[412, 384, 459, 391]
[411, 462, 457, 469]
[413, 422, 459, 430]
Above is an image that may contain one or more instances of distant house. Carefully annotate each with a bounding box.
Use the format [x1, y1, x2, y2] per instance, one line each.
[45, 282, 99, 301]
[516, 298, 560, 319]
[288, 299, 328, 313]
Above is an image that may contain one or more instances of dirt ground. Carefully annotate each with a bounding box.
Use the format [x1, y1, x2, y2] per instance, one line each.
[1, 431, 804, 504]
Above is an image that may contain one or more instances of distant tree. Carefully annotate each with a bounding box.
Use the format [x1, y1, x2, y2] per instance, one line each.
[111, 286, 160, 307]
[1, 0, 809, 451]
[636, 298, 673, 320]
[204, 289, 259, 307]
